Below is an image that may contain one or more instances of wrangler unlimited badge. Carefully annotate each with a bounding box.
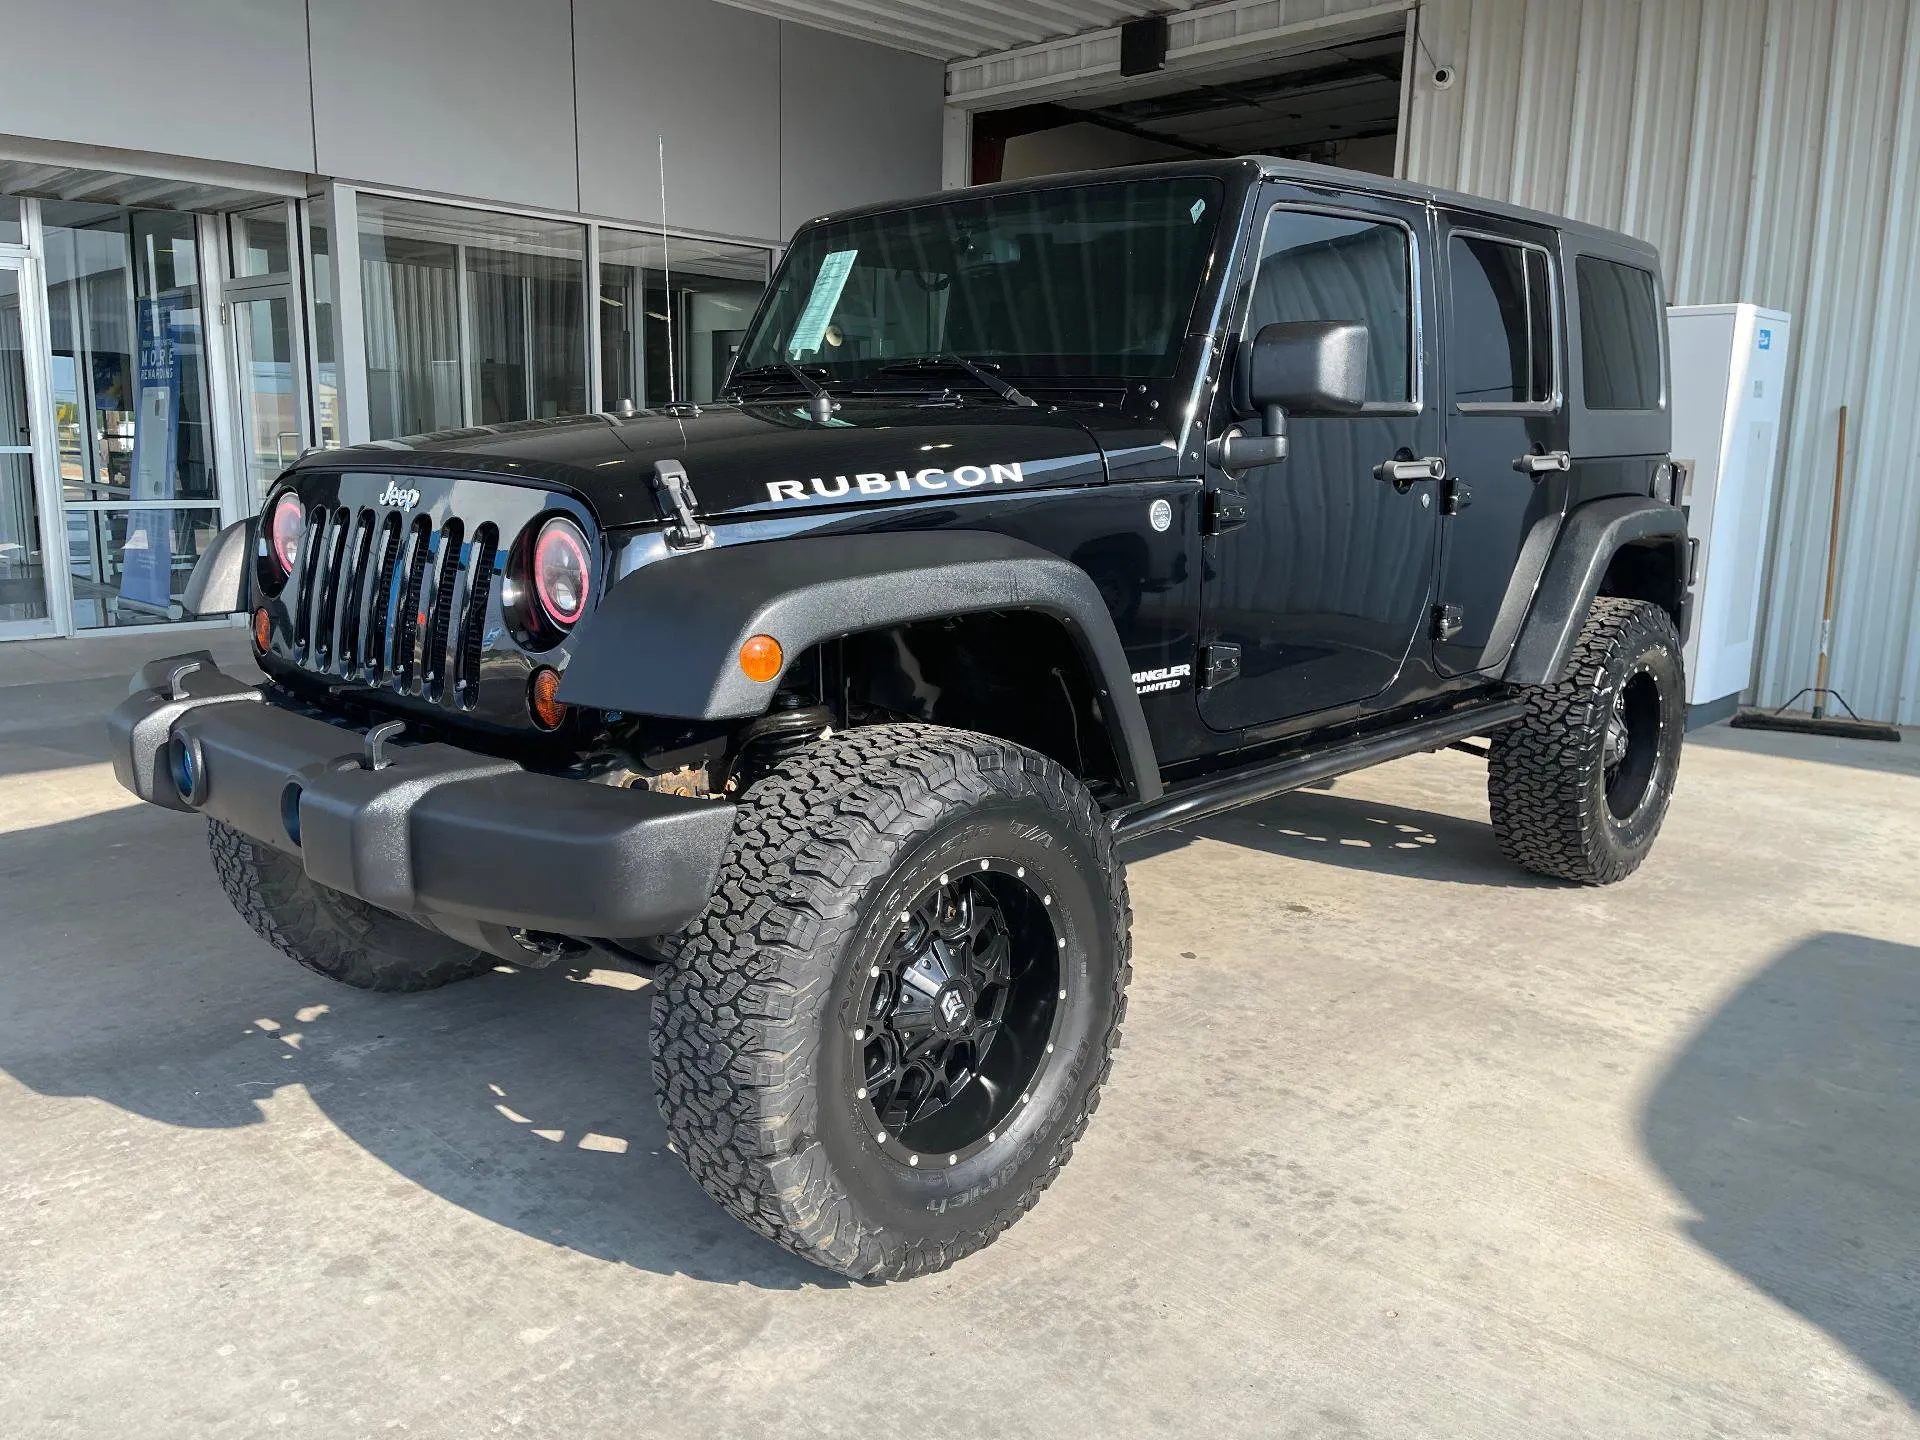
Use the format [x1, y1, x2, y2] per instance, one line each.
[765, 461, 1029, 504]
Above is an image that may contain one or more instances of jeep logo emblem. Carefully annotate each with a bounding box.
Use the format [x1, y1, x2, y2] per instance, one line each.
[379, 480, 422, 510]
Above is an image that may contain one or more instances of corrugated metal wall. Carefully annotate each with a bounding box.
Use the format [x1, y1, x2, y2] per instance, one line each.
[1404, 0, 1920, 724]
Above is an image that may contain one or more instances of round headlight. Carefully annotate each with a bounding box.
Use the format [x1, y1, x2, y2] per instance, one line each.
[532, 517, 591, 627]
[268, 492, 305, 576]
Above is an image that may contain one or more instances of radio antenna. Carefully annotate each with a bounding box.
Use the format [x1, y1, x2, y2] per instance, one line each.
[658, 134, 678, 406]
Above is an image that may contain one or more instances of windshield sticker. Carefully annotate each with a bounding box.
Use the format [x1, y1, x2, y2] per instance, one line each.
[1190, 198, 1206, 223]
[764, 461, 1027, 505]
[787, 249, 859, 358]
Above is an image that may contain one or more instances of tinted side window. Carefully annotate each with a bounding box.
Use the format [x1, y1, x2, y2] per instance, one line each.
[1449, 234, 1553, 406]
[1249, 211, 1413, 404]
[1576, 257, 1663, 410]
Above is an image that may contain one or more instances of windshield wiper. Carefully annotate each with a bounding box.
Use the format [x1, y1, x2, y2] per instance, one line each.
[727, 361, 837, 422]
[874, 354, 1038, 408]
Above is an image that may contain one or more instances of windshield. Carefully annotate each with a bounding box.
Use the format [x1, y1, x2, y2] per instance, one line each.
[733, 177, 1225, 390]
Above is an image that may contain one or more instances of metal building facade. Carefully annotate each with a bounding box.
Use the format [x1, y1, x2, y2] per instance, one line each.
[1403, 0, 1920, 724]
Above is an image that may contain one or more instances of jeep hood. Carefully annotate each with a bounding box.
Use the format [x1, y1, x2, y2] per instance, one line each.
[305, 402, 1145, 529]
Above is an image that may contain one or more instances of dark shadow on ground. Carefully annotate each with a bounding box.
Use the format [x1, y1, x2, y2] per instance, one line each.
[1643, 931, 1920, 1408]
[0, 803, 838, 1291]
[1121, 782, 1558, 889]
[1688, 718, 1919, 780]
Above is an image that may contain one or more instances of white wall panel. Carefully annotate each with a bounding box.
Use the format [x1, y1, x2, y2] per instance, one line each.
[1407, 0, 1920, 723]
[574, 0, 783, 241]
[310, 0, 581, 214]
[0, 0, 313, 173]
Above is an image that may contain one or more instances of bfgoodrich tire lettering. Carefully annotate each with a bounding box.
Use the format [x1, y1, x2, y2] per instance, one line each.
[207, 818, 496, 992]
[1488, 597, 1685, 885]
[649, 724, 1131, 1280]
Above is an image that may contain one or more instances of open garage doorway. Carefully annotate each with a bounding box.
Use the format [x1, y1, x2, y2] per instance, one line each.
[970, 26, 1407, 186]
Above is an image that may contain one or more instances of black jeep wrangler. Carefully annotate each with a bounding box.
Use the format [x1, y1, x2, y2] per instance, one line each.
[111, 159, 1689, 1279]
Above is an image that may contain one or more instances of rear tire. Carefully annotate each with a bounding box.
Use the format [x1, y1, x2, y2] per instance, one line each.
[1488, 597, 1685, 884]
[649, 724, 1130, 1280]
[207, 819, 495, 992]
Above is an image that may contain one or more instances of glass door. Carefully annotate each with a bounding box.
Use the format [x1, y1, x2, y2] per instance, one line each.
[0, 256, 55, 638]
[227, 286, 305, 505]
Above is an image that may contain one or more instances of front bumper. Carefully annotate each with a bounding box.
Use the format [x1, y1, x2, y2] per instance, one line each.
[108, 652, 736, 941]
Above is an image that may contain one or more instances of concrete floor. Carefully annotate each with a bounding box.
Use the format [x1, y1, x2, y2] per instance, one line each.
[1, 632, 1916, 1439]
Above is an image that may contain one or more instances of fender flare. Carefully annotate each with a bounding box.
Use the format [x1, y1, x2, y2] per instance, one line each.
[1505, 497, 1688, 686]
[559, 529, 1163, 803]
[183, 516, 255, 616]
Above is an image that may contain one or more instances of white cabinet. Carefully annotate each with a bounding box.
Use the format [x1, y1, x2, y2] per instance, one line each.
[1667, 303, 1791, 718]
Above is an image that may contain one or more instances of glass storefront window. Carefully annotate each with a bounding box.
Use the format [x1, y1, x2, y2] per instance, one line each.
[228, 202, 291, 278]
[64, 506, 222, 628]
[2, 266, 49, 625]
[41, 201, 221, 628]
[358, 195, 586, 439]
[0, 197, 21, 248]
[598, 231, 768, 408]
[308, 205, 339, 448]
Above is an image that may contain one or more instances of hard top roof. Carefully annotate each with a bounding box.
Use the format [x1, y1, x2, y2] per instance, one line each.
[803, 155, 1659, 267]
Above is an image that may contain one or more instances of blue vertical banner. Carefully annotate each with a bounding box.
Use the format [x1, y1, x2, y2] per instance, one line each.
[120, 293, 185, 611]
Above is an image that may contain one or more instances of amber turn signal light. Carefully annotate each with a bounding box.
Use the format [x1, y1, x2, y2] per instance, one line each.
[738, 634, 783, 684]
[252, 607, 272, 652]
[529, 666, 568, 730]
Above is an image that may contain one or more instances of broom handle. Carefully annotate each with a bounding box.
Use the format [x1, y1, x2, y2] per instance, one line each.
[1814, 404, 1847, 717]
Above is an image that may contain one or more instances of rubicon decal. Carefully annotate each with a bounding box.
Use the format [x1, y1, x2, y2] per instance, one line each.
[1131, 663, 1191, 695]
[765, 461, 1028, 504]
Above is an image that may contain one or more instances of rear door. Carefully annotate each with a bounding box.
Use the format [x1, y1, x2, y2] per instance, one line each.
[1198, 187, 1442, 732]
[1432, 213, 1570, 675]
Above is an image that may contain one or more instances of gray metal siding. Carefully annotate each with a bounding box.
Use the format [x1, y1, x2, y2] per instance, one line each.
[1406, 0, 1920, 724]
[0, 0, 313, 173]
[778, 22, 947, 234]
[309, 0, 583, 214]
[574, 0, 783, 242]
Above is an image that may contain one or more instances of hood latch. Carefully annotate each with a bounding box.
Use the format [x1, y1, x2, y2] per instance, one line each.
[651, 458, 712, 550]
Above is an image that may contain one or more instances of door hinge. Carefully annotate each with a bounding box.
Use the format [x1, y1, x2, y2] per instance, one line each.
[1200, 642, 1242, 689]
[1432, 604, 1465, 642]
[1202, 488, 1249, 535]
[1443, 478, 1473, 515]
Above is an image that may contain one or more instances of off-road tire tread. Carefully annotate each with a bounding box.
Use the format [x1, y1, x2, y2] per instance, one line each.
[650, 724, 1130, 1281]
[1488, 597, 1680, 885]
[207, 818, 495, 992]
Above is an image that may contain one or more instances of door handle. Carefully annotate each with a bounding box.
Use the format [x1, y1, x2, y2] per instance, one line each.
[1374, 455, 1446, 489]
[1513, 449, 1571, 476]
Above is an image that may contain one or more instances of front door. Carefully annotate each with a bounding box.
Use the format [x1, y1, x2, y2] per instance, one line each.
[1198, 189, 1442, 732]
[226, 283, 307, 507]
[0, 255, 57, 639]
[1431, 214, 1570, 675]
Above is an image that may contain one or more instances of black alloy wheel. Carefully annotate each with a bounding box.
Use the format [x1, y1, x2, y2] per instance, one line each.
[854, 864, 1061, 1166]
[1603, 667, 1665, 821]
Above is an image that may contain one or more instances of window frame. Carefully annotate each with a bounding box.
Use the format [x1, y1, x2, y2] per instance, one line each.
[1446, 226, 1562, 416]
[1237, 201, 1427, 417]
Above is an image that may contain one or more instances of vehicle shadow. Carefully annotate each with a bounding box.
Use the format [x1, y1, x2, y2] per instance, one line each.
[0, 803, 839, 1291]
[1121, 783, 1560, 889]
[1642, 931, 1920, 1408]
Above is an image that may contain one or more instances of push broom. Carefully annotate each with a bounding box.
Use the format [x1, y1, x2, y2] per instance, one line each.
[1732, 403, 1902, 742]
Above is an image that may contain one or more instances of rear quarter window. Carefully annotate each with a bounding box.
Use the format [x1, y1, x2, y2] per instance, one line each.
[1576, 257, 1663, 410]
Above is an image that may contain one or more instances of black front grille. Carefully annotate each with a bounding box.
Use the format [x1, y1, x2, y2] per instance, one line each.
[287, 504, 499, 711]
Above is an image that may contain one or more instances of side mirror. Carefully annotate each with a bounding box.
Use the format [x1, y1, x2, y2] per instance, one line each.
[1213, 321, 1371, 473]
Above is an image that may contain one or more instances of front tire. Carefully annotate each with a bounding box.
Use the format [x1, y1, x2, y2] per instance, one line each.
[208, 819, 496, 992]
[1488, 597, 1685, 884]
[650, 724, 1131, 1280]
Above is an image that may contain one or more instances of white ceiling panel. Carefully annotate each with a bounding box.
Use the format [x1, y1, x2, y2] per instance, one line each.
[711, 0, 1214, 61]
